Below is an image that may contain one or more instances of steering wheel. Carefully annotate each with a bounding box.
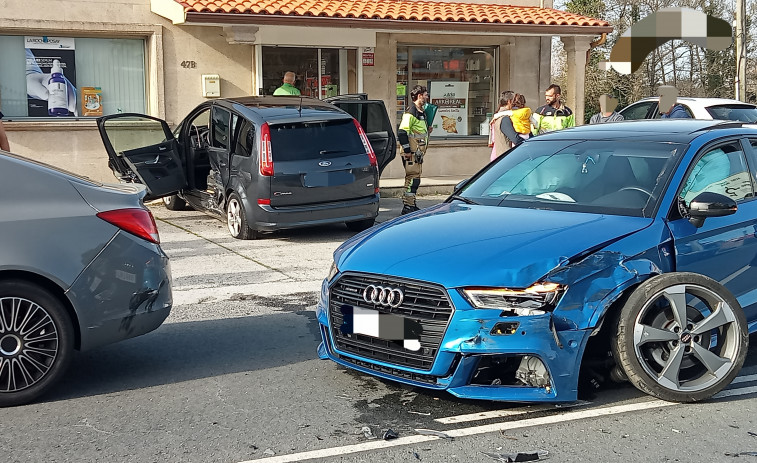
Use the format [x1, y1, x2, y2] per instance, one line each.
[618, 186, 653, 197]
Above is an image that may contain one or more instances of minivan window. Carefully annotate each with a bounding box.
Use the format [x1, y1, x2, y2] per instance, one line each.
[235, 119, 254, 157]
[211, 107, 231, 151]
[268, 119, 364, 161]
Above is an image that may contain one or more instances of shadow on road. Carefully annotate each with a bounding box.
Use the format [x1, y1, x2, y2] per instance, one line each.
[48, 309, 321, 403]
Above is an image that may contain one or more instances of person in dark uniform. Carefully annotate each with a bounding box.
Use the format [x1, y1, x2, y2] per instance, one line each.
[397, 85, 429, 215]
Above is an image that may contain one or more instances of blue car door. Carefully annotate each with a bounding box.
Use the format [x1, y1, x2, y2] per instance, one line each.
[667, 138, 757, 325]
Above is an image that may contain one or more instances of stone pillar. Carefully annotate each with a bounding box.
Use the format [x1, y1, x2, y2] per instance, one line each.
[560, 36, 594, 125]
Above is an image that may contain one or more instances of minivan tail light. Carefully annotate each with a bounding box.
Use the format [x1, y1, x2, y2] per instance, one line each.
[260, 122, 274, 176]
[97, 208, 160, 244]
[353, 119, 377, 167]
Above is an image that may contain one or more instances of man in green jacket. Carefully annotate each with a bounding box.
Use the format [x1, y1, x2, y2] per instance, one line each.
[397, 85, 429, 215]
[532, 84, 575, 134]
[273, 71, 301, 96]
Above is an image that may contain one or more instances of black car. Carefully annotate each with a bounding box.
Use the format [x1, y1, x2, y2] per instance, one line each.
[98, 96, 396, 239]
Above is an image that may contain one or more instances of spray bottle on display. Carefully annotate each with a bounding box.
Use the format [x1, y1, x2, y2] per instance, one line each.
[48, 59, 69, 116]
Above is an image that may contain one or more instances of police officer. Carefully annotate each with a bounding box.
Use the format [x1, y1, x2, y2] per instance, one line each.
[397, 85, 429, 215]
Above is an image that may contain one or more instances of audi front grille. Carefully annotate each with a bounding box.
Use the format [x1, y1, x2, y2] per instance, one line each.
[328, 272, 454, 371]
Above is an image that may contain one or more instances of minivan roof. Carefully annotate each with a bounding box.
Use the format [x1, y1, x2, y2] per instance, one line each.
[225, 96, 350, 122]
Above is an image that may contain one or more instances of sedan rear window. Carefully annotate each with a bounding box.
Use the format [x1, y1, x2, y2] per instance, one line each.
[706, 105, 757, 122]
[269, 119, 364, 161]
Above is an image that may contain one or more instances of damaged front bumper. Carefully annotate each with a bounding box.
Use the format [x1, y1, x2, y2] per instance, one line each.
[317, 278, 592, 402]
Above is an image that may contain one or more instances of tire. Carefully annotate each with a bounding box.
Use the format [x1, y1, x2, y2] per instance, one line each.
[162, 194, 187, 211]
[612, 272, 748, 402]
[0, 280, 74, 407]
[346, 218, 375, 232]
[226, 193, 258, 240]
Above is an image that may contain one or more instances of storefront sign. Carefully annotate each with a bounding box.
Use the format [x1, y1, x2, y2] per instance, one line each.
[25, 36, 77, 117]
[362, 47, 375, 66]
[429, 81, 468, 136]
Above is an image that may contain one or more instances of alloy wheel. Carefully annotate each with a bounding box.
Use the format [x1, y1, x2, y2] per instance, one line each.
[632, 283, 740, 393]
[227, 198, 242, 237]
[0, 297, 59, 393]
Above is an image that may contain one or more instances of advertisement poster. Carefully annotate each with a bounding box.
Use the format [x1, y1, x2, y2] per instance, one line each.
[429, 81, 468, 137]
[25, 36, 77, 117]
[81, 87, 103, 116]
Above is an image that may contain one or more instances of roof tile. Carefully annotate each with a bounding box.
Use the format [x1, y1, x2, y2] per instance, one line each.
[175, 0, 609, 26]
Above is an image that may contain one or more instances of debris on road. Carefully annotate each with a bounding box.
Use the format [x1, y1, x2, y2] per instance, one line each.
[360, 426, 376, 439]
[383, 429, 399, 440]
[482, 450, 549, 462]
[408, 410, 431, 416]
[672, 429, 681, 434]
[726, 452, 757, 457]
[749, 431, 757, 437]
[412, 451, 421, 460]
[263, 449, 275, 457]
[414, 428, 453, 439]
[401, 390, 418, 405]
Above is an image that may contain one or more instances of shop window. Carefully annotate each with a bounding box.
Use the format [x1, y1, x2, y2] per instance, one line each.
[0, 35, 146, 118]
[397, 46, 496, 137]
[262, 47, 341, 98]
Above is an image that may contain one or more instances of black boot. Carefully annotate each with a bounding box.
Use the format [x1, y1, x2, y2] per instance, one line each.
[401, 205, 415, 215]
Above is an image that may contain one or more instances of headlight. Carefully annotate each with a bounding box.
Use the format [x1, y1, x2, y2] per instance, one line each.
[462, 282, 564, 316]
[326, 261, 339, 282]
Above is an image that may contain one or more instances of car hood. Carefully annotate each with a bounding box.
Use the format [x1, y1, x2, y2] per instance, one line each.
[335, 203, 653, 288]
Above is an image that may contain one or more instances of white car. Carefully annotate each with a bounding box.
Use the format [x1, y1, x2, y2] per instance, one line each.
[619, 97, 757, 122]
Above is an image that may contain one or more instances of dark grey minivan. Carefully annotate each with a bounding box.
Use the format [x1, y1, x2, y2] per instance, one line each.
[98, 96, 396, 239]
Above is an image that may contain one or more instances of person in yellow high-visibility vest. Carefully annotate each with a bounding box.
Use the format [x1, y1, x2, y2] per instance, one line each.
[397, 85, 429, 215]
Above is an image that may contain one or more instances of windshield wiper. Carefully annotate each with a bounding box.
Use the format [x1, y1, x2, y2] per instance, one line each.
[449, 194, 478, 205]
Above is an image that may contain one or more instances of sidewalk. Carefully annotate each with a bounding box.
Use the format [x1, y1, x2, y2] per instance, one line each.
[379, 175, 465, 197]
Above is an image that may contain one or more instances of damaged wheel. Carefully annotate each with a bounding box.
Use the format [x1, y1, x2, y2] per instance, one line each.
[226, 193, 258, 240]
[612, 273, 748, 402]
[0, 280, 74, 407]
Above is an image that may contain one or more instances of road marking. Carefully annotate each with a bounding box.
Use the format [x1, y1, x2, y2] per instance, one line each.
[434, 401, 590, 424]
[434, 405, 552, 424]
[240, 382, 756, 463]
[730, 373, 757, 385]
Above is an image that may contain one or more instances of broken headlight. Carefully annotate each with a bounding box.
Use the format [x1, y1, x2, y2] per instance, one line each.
[327, 261, 339, 282]
[462, 282, 564, 316]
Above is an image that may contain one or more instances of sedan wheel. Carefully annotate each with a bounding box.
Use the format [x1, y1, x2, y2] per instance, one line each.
[613, 272, 748, 402]
[226, 193, 258, 240]
[0, 280, 74, 407]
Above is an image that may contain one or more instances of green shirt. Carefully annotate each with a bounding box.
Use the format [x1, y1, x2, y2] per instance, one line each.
[399, 105, 428, 137]
[273, 83, 301, 96]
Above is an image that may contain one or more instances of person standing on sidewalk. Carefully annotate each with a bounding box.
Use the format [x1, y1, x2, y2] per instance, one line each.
[273, 71, 301, 96]
[532, 84, 575, 134]
[0, 111, 10, 151]
[397, 85, 429, 215]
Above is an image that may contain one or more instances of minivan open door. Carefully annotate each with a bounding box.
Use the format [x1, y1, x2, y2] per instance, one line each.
[97, 114, 187, 200]
[327, 96, 397, 175]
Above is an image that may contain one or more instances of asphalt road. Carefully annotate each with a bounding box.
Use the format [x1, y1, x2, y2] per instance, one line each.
[2, 196, 756, 463]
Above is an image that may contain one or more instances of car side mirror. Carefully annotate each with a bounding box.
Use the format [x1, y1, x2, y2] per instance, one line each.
[687, 191, 737, 228]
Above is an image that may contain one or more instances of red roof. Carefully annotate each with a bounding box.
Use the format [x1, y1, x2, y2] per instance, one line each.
[174, 0, 609, 27]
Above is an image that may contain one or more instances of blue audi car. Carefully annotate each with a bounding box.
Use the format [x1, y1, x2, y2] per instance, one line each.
[317, 120, 756, 403]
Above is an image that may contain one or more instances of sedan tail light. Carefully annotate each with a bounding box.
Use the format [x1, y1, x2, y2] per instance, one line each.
[353, 119, 377, 167]
[260, 122, 274, 176]
[97, 208, 160, 244]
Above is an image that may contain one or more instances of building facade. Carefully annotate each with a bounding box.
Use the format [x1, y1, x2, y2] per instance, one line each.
[0, 0, 610, 183]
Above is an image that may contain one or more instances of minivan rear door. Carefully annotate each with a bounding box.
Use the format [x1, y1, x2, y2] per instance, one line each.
[267, 118, 377, 207]
[329, 99, 396, 175]
[97, 114, 187, 200]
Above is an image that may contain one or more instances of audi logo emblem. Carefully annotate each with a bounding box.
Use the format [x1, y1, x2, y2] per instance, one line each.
[363, 285, 404, 308]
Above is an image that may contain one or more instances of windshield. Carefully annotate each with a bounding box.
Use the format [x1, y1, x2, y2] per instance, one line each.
[457, 139, 686, 217]
[706, 105, 757, 122]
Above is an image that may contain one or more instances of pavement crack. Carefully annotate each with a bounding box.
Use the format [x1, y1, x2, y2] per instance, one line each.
[73, 418, 115, 435]
[155, 217, 295, 280]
